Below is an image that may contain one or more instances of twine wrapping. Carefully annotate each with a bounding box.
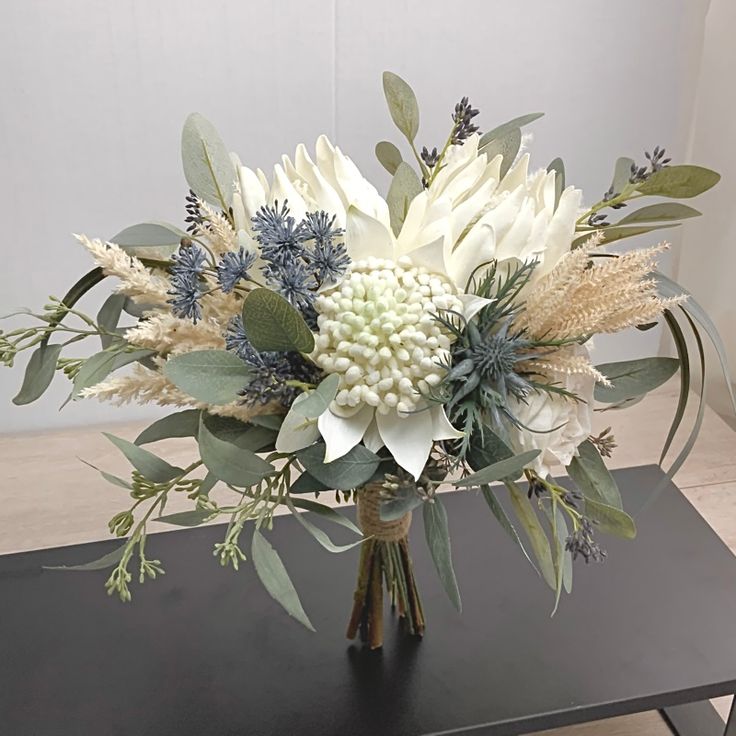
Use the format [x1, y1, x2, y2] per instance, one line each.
[357, 483, 412, 542]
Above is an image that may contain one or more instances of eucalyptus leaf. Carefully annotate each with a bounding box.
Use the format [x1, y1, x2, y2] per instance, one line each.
[382, 71, 420, 142]
[290, 498, 361, 535]
[584, 497, 636, 539]
[480, 128, 521, 179]
[197, 414, 274, 487]
[135, 409, 202, 445]
[423, 497, 462, 612]
[12, 343, 63, 405]
[289, 471, 330, 494]
[155, 509, 215, 527]
[204, 415, 276, 451]
[73, 348, 155, 399]
[44, 543, 127, 572]
[481, 484, 537, 573]
[163, 349, 252, 405]
[380, 483, 423, 522]
[635, 164, 720, 198]
[548, 504, 572, 612]
[567, 440, 622, 509]
[478, 112, 544, 147]
[251, 530, 315, 631]
[103, 433, 184, 483]
[297, 443, 380, 491]
[387, 162, 423, 236]
[572, 223, 679, 248]
[250, 413, 284, 431]
[547, 157, 565, 210]
[375, 140, 403, 175]
[617, 203, 701, 225]
[112, 221, 187, 258]
[79, 458, 132, 490]
[594, 357, 679, 404]
[97, 294, 126, 348]
[467, 429, 513, 471]
[506, 482, 556, 589]
[660, 310, 690, 465]
[241, 288, 315, 353]
[293, 374, 339, 419]
[454, 450, 540, 487]
[286, 499, 363, 553]
[181, 112, 236, 209]
[610, 156, 635, 196]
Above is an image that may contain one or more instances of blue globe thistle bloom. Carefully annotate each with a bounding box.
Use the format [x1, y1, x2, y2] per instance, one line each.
[251, 200, 307, 266]
[302, 211, 349, 286]
[216, 247, 257, 293]
[167, 242, 207, 323]
[265, 258, 317, 316]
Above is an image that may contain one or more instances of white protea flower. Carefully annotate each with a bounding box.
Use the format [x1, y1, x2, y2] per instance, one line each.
[269, 135, 582, 478]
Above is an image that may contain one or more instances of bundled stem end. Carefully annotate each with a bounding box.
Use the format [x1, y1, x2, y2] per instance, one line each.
[346, 485, 425, 649]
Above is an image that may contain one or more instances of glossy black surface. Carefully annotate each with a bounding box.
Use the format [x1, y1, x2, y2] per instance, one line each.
[2, 465, 736, 736]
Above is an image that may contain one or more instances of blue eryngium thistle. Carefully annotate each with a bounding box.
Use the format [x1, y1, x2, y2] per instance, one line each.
[216, 247, 257, 293]
[168, 242, 207, 323]
[265, 259, 317, 321]
[251, 200, 307, 265]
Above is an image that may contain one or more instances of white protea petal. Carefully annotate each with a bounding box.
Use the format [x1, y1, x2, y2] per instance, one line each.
[318, 404, 375, 462]
[457, 293, 494, 322]
[495, 196, 535, 262]
[236, 166, 268, 225]
[534, 186, 583, 279]
[275, 393, 321, 453]
[363, 418, 384, 452]
[294, 144, 346, 226]
[447, 223, 495, 289]
[270, 164, 308, 221]
[431, 405, 465, 441]
[345, 206, 395, 261]
[376, 407, 434, 479]
[498, 152, 530, 194]
[333, 147, 391, 226]
[401, 235, 447, 275]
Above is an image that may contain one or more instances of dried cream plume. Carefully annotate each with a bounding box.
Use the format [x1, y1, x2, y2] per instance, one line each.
[75, 234, 170, 305]
[196, 200, 239, 255]
[79, 363, 282, 422]
[124, 314, 226, 355]
[520, 346, 611, 386]
[516, 241, 682, 340]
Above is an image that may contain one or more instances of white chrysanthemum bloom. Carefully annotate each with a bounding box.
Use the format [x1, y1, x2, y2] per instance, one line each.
[506, 347, 596, 477]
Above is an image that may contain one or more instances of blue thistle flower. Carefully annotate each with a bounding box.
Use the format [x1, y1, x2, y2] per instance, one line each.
[251, 200, 307, 266]
[216, 247, 257, 293]
[167, 243, 207, 323]
[302, 211, 350, 285]
[265, 259, 317, 316]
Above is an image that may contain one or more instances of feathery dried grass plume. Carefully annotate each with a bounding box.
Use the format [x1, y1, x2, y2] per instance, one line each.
[75, 234, 170, 305]
[515, 240, 683, 340]
[196, 200, 239, 254]
[124, 314, 226, 355]
[520, 346, 611, 386]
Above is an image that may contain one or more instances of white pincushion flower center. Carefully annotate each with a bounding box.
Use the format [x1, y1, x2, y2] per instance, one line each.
[313, 256, 462, 415]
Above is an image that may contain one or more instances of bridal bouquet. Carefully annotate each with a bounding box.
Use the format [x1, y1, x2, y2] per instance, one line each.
[3, 72, 731, 648]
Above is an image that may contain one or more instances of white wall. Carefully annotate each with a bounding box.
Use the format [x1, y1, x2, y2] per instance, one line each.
[0, 0, 709, 433]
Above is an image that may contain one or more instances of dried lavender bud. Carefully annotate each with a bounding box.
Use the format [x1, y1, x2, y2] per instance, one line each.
[451, 96, 480, 145]
[602, 186, 627, 210]
[589, 427, 618, 458]
[644, 145, 671, 172]
[184, 189, 206, 234]
[421, 146, 440, 168]
[565, 518, 607, 564]
[527, 477, 547, 500]
[587, 213, 610, 227]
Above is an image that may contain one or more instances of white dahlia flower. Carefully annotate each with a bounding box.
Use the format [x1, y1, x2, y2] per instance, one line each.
[264, 134, 582, 478]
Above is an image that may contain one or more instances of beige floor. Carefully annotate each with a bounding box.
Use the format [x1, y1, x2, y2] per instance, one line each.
[2, 382, 735, 734]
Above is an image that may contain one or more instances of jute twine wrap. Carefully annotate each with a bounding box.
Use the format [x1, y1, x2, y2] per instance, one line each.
[357, 483, 412, 542]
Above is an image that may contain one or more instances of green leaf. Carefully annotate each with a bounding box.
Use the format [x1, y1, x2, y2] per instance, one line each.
[635, 164, 720, 198]
[380, 484, 423, 522]
[297, 443, 380, 491]
[382, 71, 420, 142]
[73, 347, 155, 399]
[546, 503, 572, 613]
[567, 440, 622, 509]
[454, 450, 540, 487]
[654, 271, 736, 416]
[290, 498, 361, 535]
[12, 343, 63, 405]
[293, 374, 339, 419]
[181, 112, 236, 209]
[423, 497, 462, 612]
[204, 415, 276, 451]
[572, 223, 679, 248]
[135, 409, 202, 445]
[251, 529, 315, 631]
[387, 162, 423, 236]
[609, 156, 635, 196]
[481, 484, 538, 573]
[250, 413, 284, 431]
[79, 458, 132, 490]
[660, 309, 691, 465]
[617, 202, 701, 225]
[594, 357, 680, 404]
[197, 414, 273, 487]
[111, 221, 187, 258]
[44, 543, 127, 572]
[584, 497, 637, 539]
[241, 288, 315, 353]
[155, 509, 215, 527]
[286, 498, 363, 553]
[103, 433, 184, 483]
[289, 471, 330, 494]
[375, 140, 403, 175]
[163, 349, 253, 405]
[478, 112, 544, 147]
[506, 482, 556, 589]
[547, 157, 565, 210]
[467, 428, 514, 471]
[97, 294, 126, 348]
[480, 128, 521, 179]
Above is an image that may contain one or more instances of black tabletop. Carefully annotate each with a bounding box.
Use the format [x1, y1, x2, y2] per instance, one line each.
[2, 465, 736, 736]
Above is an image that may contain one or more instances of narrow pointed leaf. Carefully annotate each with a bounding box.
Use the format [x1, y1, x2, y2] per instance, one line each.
[155, 509, 215, 527]
[135, 409, 202, 445]
[547, 157, 565, 210]
[290, 498, 361, 535]
[479, 112, 543, 147]
[286, 499, 363, 553]
[594, 357, 679, 404]
[96, 294, 126, 348]
[79, 458, 132, 490]
[73, 348, 155, 399]
[454, 450, 540, 487]
[382, 71, 420, 142]
[635, 164, 720, 198]
[387, 162, 423, 236]
[293, 374, 339, 419]
[584, 497, 637, 539]
[480, 128, 521, 179]
[567, 440, 622, 509]
[251, 530, 315, 631]
[12, 343, 63, 405]
[423, 497, 462, 612]
[660, 309, 691, 464]
[44, 543, 126, 572]
[609, 156, 635, 196]
[617, 203, 701, 225]
[103, 433, 183, 483]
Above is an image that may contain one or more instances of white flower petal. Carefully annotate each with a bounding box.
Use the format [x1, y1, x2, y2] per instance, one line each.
[294, 144, 346, 226]
[334, 146, 391, 226]
[402, 235, 446, 275]
[275, 393, 321, 453]
[447, 223, 495, 289]
[318, 404, 375, 462]
[431, 406, 464, 441]
[270, 164, 307, 221]
[236, 165, 268, 224]
[376, 408, 434, 479]
[457, 293, 494, 322]
[363, 418, 384, 452]
[345, 206, 395, 261]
